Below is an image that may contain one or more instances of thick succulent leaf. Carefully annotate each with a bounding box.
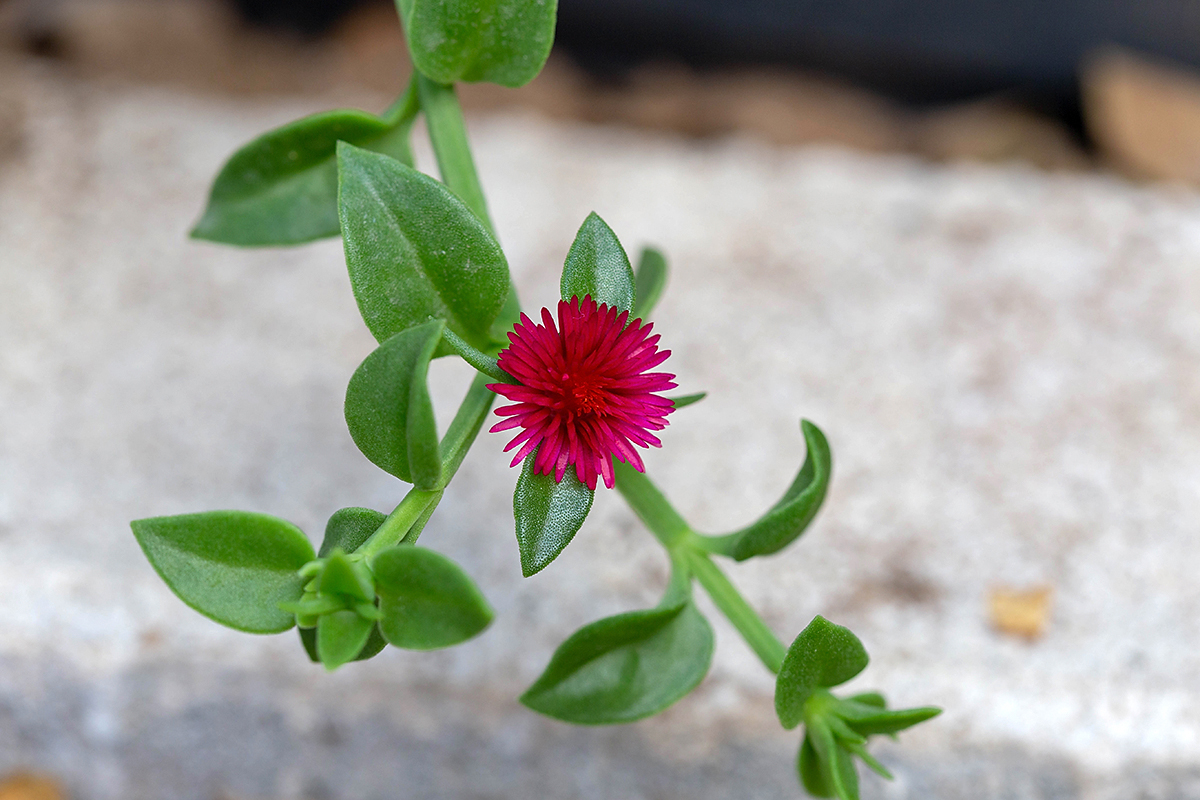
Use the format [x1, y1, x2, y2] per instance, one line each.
[632, 247, 668, 319]
[131, 511, 314, 634]
[193, 107, 416, 246]
[397, 0, 556, 88]
[513, 453, 594, 577]
[317, 610, 377, 671]
[319, 507, 386, 557]
[837, 701, 942, 737]
[798, 734, 836, 798]
[318, 550, 375, 602]
[374, 545, 493, 650]
[337, 143, 510, 350]
[561, 212, 635, 312]
[520, 603, 714, 725]
[726, 419, 832, 561]
[344, 319, 444, 488]
[300, 624, 387, 663]
[776, 616, 869, 729]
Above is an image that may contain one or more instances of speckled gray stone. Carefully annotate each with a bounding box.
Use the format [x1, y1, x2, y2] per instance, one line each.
[3, 64, 1200, 799]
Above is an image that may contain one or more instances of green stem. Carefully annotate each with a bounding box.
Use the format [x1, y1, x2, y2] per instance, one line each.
[612, 461, 692, 550]
[441, 328, 517, 384]
[436, 372, 499, 486]
[359, 488, 442, 561]
[686, 549, 788, 674]
[382, 76, 420, 126]
[360, 373, 498, 556]
[416, 74, 494, 233]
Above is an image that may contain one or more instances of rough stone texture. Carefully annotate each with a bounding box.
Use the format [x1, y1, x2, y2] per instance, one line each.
[4, 63, 1200, 798]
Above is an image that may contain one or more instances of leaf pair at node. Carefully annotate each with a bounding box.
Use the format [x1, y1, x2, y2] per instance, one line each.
[193, 0, 557, 248]
[297, 507, 492, 669]
[131, 506, 493, 672]
[777, 616, 941, 800]
[337, 143, 518, 487]
[511, 215, 677, 577]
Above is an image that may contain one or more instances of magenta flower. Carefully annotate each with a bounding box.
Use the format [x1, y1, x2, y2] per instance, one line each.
[487, 295, 677, 490]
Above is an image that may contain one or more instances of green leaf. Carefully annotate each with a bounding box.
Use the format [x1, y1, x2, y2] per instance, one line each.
[837, 700, 942, 737]
[724, 419, 832, 561]
[807, 717, 859, 800]
[776, 616, 869, 729]
[374, 545, 493, 650]
[317, 610, 377, 670]
[337, 142, 510, 350]
[300, 624, 387, 663]
[561, 212, 635, 312]
[841, 739, 893, 780]
[319, 507, 386, 557]
[632, 247, 668, 319]
[192, 100, 417, 247]
[520, 602, 714, 725]
[317, 550, 375, 602]
[131, 511, 315, 634]
[344, 319, 444, 488]
[513, 452, 594, 577]
[798, 734, 835, 798]
[847, 691, 886, 708]
[669, 392, 707, 410]
[397, 0, 557, 88]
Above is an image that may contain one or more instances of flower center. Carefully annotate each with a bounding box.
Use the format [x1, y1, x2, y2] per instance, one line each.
[560, 372, 610, 417]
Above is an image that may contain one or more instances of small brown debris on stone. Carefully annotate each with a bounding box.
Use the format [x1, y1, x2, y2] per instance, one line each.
[989, 586, 1053, 640]
[1083, 47, 1200, 183]
[0, 773, 65, 800]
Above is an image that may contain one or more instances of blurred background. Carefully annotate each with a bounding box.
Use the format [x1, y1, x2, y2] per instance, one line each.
[4, 1, 1200, 798]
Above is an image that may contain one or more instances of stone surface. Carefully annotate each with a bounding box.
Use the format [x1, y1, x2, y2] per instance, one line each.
[4, 62, 1200, 799]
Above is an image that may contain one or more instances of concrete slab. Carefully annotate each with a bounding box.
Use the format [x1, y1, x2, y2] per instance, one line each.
[3, 64, 1200, 799]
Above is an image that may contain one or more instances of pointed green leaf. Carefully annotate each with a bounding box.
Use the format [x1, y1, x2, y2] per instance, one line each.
[337, 143, 510, 350]
[807, 717, 859, 800]
[798, 734, 836, 798]
[520, 602, 714, 725]
[300, 624, 387, 663]
[561, 212, 635, 312]
[632, 247, 668, 319]
[397, 0, 557, 88]
[345, 319, 444, 488]
[131, 511, 315, 634]
[776, 616, 869, 729]
[192, 100, 417, 246]
[847, 691, 886, 708]
[842, 740, 893, 780]
[319, 507, 386, 557]
[318, 550, 375, 602]
[837, 700, 942, 737]
[513, 452, 594, 577]
[317, 610, 376, 670]
[723, 419, 832, 560]
[374, 546, 493, 650]
[669, 392, 707, 410]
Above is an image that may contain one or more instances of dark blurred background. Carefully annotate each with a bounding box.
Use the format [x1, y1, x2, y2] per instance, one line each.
[7, 0, 1200, 181]
[229, 0, 1200, 135]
